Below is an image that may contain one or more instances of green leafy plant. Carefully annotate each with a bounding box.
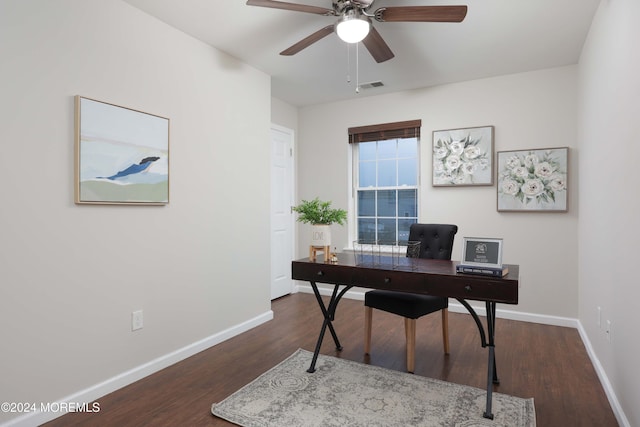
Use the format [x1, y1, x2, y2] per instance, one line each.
[292, 198, 347, 226]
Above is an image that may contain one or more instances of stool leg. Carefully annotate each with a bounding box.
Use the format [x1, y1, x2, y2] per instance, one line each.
[442, 308, 450, 354]
[364, 306, 373, 354]
[405, 317, 416, 373]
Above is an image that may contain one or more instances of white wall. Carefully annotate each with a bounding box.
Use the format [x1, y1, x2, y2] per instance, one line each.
[297, 66, 579, 318]
[271, 97, 299, 134]
[0, 1, 271, 424]
[578, 0, 640, 425]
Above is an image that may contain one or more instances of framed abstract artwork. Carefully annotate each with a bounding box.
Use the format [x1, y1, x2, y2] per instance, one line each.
[497, 147, 568, 212]
[432, 125, 494, 186]
[74, 96, 169, 205]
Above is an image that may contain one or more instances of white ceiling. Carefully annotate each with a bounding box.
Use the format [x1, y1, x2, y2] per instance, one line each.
[123, 0, 600, 107]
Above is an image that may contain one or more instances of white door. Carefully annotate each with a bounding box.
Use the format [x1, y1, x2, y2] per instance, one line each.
[270, 125, 294, 299]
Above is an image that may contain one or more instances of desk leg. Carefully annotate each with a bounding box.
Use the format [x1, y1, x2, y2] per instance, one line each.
[486, 301, 499, 383]
[456, 299, 499, 420]
[307, 282, 352, 373]
[483, 301, 498, 420]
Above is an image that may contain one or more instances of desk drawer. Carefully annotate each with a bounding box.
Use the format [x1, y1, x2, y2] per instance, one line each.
[292, 262, 353, 285]
[352, 269, 426, 291]
[426, 277, 518, 304]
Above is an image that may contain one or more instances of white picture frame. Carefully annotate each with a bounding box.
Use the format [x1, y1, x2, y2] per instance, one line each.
[432, 125, 494, 186]
[459, 237, 503, 268]
[497, 147, 568, 212]
[75, 96, 170, 205]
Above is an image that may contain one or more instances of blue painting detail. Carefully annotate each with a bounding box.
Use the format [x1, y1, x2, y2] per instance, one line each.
[99, 156, 160, 180]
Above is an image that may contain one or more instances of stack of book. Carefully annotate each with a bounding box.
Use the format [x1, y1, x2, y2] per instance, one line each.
[455, 263, 509, 277]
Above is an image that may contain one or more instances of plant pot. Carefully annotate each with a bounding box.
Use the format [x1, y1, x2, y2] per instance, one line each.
[310, 224, 331, 247]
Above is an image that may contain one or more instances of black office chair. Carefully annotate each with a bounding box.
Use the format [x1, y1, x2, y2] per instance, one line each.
[364, 223, 458, 373]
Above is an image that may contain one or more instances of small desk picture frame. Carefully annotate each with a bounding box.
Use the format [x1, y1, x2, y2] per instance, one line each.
[460, 237, 503, 268]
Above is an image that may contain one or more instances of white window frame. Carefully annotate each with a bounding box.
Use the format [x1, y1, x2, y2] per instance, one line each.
[348, 137, 421, 250]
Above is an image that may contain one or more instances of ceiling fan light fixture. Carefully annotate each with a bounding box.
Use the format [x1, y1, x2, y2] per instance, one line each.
[336, 10, 371, 44]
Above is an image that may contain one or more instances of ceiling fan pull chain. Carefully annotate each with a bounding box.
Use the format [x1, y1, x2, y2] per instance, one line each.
[346, 42, 351, 83]
[356, 42, 360, 94]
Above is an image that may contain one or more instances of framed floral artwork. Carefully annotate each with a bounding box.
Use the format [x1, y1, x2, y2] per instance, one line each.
[432, 125, 494, 186]
[497, 147, 568, 212]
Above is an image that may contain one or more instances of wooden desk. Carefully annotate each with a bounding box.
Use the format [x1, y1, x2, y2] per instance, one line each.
[291, 252, 519, 420]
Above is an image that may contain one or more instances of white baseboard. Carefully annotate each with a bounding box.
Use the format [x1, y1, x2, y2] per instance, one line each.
[577, 323, 630, 427]
[1, 311, 273, 427]
[295, 283, 629, 425]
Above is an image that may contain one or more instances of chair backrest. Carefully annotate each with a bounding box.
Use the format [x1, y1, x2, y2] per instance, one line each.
[407, 224, 458, 260]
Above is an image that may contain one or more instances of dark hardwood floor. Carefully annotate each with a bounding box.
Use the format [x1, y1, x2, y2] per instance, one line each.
[43, 293, 618, 426]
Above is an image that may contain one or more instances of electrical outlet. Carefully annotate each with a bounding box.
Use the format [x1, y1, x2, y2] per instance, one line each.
[132, 310, 143, 331]
[605, 320, 612, 342]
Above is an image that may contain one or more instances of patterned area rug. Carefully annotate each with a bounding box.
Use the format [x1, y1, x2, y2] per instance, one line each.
[212, 349, 535, 427]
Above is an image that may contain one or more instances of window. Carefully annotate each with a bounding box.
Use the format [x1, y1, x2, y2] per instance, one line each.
[349, 120, 421, 245]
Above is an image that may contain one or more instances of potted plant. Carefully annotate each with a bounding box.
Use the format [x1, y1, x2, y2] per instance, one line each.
[292, 197, 347, 248]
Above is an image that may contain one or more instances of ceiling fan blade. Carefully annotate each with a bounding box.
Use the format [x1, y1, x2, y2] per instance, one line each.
[362, 26, 394, 63]
[280, 25, 335, 56]
[375, 5, 467, 23]
[246, 0, 335, 16]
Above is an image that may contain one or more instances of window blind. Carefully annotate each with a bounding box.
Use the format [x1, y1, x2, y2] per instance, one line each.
[348, 119, 421, 143]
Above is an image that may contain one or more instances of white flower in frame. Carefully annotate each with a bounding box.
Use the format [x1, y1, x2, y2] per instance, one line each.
[505, 155, 521, 169]
[452, 174, 467, 184]
[461, 162, 477, 175]
[501, 178, 519, 196]
[534, 162, 554, 179]
[449, 141, 464, 156]
[549, 176, 566, 191]
[524, 154, 539, 168]
[513, 166, 528, 178]
[521, 178, 545, 198]
[446, 155, 462, 171]
[463, 145, 481, 159]
[434, 146, 449, 160]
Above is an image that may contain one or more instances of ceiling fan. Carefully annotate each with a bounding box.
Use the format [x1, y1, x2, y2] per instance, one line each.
[246, 0, 467, 63]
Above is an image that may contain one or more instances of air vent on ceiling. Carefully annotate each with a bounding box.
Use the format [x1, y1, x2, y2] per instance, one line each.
[359, 81, 384, 90]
